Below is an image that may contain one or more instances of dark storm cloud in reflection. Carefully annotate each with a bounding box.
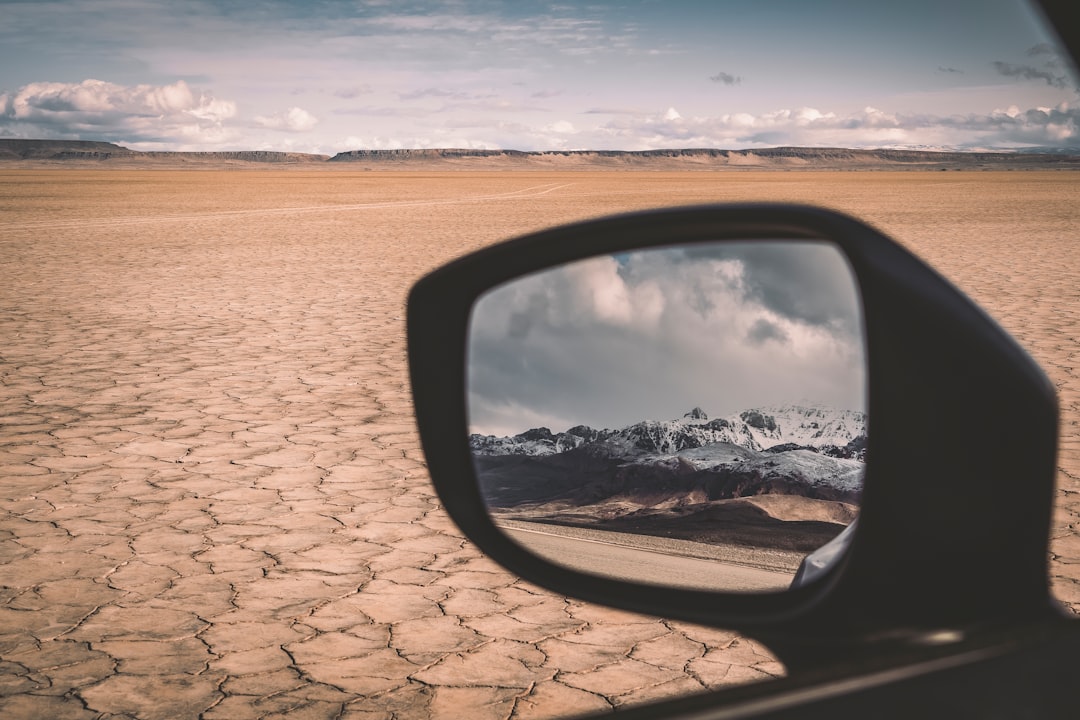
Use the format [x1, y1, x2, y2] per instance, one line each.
[467, 241, 866, 436]
[746, 318, 788, 346]
[678, 243, 862, 333]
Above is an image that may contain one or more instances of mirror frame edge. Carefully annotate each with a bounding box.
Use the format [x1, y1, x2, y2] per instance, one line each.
[407, 203, 1060, 662]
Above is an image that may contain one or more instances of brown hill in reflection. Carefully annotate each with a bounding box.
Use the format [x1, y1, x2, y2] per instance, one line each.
[476, 441, 860, 553]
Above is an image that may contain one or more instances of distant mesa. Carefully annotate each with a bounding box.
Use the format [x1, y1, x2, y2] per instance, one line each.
[2, 139, 1078, 169]
[324, 146, 1080, 169]
[0, 139, 330, 165]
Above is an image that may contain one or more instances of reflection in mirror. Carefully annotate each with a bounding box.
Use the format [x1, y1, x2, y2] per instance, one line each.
[467, 241, 866, 593]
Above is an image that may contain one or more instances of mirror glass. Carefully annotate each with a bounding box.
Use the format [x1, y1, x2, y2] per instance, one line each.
[467, 240, 866, 592]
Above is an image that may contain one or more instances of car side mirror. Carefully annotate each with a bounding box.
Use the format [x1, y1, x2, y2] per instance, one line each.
[407, 204, 1059, 668]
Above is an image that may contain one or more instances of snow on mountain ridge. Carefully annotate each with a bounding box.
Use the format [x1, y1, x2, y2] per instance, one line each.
[470, 404, 866, 457]
[734, 404, 867, 451]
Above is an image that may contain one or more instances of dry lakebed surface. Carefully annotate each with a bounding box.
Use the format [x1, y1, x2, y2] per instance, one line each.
[1, 168, 1078, 719]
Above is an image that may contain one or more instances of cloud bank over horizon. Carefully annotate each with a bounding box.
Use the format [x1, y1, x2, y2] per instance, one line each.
[0, 1, 1076, 153]
[0, 79, 239, 147]
[3, 77, 1074, 153]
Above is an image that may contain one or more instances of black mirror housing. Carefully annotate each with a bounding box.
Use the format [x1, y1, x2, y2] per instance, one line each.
[407, 204, 1059, 665]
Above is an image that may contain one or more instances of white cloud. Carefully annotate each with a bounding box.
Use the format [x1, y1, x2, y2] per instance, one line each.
[335, 134, 409, 151]
[254, 106, 318, 132]
[589, 102, 1079, 150]
[952, 102, 1079, 145]
[326, 98, 1077, 152]
[545, 120, 576, 134]
[331, 134, 499, 151]
[0, 78, 238, 146]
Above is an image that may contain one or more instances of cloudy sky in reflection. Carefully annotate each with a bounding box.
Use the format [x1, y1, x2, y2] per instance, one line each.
[468, 241, 866, 436]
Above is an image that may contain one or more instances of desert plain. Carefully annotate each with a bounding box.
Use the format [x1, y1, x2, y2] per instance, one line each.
[1, 168, 1078, 719]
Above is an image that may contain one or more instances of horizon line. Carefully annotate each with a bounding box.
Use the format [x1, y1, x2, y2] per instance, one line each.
[3, 138, 1079, 158]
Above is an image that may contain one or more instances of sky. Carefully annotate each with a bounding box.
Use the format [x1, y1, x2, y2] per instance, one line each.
[467, 242, 866, 436]
[1, 0, 1077, 153]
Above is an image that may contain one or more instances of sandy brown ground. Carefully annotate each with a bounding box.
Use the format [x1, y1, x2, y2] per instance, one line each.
[0, 169, 1077, 718]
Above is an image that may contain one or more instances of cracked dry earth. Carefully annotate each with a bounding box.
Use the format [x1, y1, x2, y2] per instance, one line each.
[0, 170, 1077, 719]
